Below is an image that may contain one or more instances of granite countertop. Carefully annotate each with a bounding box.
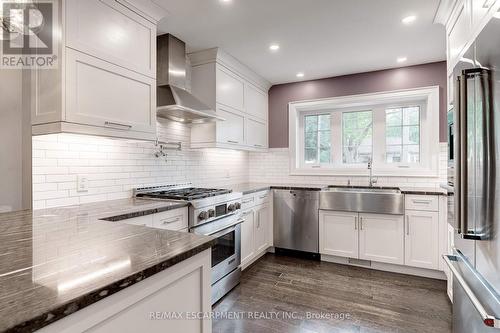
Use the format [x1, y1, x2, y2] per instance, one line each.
[229, 183, 447, 196]
[0, 198, 214, 333]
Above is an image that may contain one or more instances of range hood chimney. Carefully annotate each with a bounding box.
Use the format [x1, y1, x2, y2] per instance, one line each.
[156, 34, 223, 123]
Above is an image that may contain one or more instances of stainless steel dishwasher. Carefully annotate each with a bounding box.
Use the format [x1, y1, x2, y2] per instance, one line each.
[273, 189, 319, 254]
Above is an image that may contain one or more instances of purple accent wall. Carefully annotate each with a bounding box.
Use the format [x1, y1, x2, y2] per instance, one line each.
[268, 61, 448, 148]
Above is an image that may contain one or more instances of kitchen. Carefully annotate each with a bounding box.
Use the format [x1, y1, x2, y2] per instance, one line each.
[0, 0, 499, 332]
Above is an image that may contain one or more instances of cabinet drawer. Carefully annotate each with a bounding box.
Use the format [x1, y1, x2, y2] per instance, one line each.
[254, 190, 271, 206]
[123, 214, 153, 227]
[241, 195, 255, 210]
[405, 195, 439, 212]
[66, 0, 156, 78]
[65, 48, 156, 134]
[152, 208, 188, 231]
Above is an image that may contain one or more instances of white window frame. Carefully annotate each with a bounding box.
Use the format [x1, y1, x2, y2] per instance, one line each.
[288, 86, 440, 177]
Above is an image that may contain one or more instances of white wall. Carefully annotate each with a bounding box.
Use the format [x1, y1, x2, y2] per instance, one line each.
[248, 144, 448, 188]
[32, 119, 249, 209]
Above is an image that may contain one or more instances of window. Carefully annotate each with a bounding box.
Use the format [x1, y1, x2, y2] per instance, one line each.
[304, 114, 331, 164]
[385, 106, 420, 163]
[342, 110, 372, 164]
[289, 86, 440, 177]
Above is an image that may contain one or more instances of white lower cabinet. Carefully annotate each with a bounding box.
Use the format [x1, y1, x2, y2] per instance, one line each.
[404, 210, 440, 270]
[240, 209, 255, 267]
[254, 204, 270, 253]
[359, 213, 404, 265]
[240, 191, 272, 269]
[319, 211, 358, 258]
[38, 250, 212, 333]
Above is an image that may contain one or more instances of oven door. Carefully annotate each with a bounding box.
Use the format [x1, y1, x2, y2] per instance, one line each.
[191, 215, 243, 284]
[208, 222, 241, 284]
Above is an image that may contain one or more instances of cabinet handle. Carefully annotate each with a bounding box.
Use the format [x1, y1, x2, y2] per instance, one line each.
[104, 121, 132, 129]
[254, 144, 263, 147]
[406, 216, 410, 235]
[354, 217, 358, 230]
[412, 199, 432, 204]
[227, 140, 239, 144]
[256, 217, 260, 228]
[259, 195, 268, 199]
[359, 217, 363, 230]
[161, 217, 181, 225]
[242, 199, 253, 204]
[241, 210, 251, 216]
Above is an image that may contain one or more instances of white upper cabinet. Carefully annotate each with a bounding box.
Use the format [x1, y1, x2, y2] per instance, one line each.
[215, 107, 245, 145]
[66, 0, 156, 78]
[245, 118, 268, 149]
[244, 83, 268, 121]
[65, 49, 156, 134]
[436, 0, 500, 73]
[189, 48, 271, 151]
[31, 0, 165, 141]
[216, 66, 245, 112]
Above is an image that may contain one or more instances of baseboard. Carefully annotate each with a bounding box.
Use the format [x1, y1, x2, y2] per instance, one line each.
[240, 247, 270, 271]
[321, 254, 447, 280]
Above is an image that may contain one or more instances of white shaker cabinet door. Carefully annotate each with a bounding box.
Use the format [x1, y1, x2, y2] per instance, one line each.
[405, 211, 440, 270]
[319, 210, 359, 258]
[65, 49, 156, 134]
[240, 209, 255, 267]
[66, 0, 156, 78]
[215, 107, 245, 146]
[245, 118, 267, 149]
[216, 66, 244, 112]
[244, 83, 268, 120]
[254, 204, 270, 253]
[358, 213, 404, 265]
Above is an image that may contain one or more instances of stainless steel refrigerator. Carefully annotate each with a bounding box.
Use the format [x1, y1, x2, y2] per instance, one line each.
[445, 13, 500, 332]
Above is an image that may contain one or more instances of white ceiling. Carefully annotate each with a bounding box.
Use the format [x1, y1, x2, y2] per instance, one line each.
[154, 0, 446, 85]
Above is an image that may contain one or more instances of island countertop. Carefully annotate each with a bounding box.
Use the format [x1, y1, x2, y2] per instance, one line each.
[0, 198, 214, 333]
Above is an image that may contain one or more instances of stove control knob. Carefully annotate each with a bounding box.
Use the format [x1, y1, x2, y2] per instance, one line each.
[227, 204, 236, 212]
[208, 209, 215, 218]
[235, 202, 241, 210]
[198, 211, 209, 221]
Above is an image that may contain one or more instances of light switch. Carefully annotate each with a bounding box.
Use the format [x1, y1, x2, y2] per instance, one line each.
[77, 175, 89, 192]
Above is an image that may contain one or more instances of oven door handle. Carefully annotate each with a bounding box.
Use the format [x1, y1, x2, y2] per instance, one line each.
[206, 218, 245, 236]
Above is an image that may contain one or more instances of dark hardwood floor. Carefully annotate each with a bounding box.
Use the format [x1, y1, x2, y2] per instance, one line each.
[213, 254, 451, 333]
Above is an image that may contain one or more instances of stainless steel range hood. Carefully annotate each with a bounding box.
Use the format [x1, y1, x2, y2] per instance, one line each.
[156, 34, 223, 123]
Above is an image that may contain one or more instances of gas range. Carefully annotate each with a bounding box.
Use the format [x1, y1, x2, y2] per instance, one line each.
[134, 184, 244, 304]
[134, 184, 243, 228]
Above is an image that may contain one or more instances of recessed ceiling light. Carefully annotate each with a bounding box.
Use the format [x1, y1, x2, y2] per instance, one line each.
[296, 72, 304, 78]
[402, 15, 417, 24]
[397, 57, 407, 63]
[269, 44, 280, 51]
[220, 0, 232, 3]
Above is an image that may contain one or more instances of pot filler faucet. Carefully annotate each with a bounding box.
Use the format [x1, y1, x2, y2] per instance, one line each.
[368, 158, 377, 187]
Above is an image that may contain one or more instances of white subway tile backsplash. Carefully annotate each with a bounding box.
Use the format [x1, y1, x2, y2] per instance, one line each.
[33, 119, 249, 208]
[33, 119, 447, 209]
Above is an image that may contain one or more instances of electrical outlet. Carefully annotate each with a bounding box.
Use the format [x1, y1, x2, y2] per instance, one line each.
[77, 175, 89, 192]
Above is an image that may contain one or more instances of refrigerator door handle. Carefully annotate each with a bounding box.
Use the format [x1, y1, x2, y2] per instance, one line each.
[444, 254, 500, 328]
[458, 71, 468, 236]
[455, 74, 463, 234]
[479, 68, 495, 240]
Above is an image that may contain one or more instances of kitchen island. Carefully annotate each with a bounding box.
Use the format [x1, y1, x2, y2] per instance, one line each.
[0, 199, 215, 333]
